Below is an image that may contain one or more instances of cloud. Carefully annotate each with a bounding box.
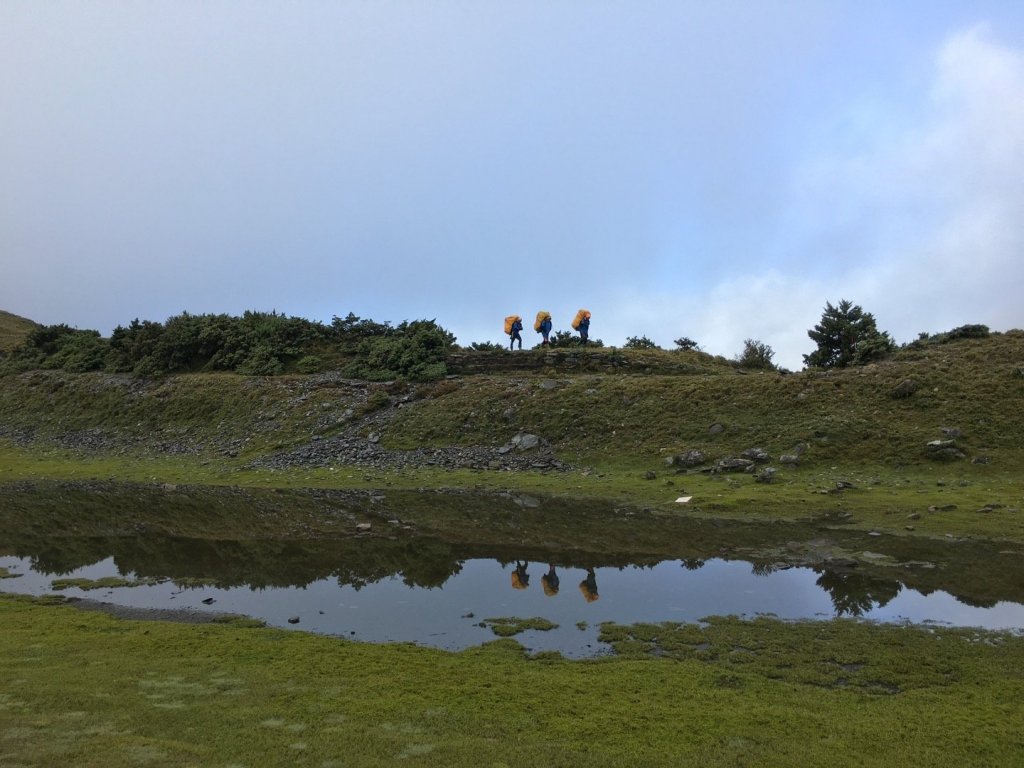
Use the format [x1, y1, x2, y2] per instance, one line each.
[674, 25, 1024, 370]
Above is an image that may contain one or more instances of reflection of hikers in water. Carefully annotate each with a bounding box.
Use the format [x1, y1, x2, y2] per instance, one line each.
[511, 561, 530, 590]
[541, 564, 560, 596]
[578, 567, 599, 603]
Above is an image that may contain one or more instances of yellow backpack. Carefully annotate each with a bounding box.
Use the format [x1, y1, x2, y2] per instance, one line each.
[504, 315, 521, 335]
[534, 311, 551, 332]
[571, 309, 591, 330]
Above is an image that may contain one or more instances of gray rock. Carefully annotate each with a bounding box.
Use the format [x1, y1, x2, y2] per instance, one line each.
[708, 423, 725, 435]
[288, 616, 300, 624]
[891, 379, 919, 399]
[355, 523, 372, 532]
[972, 455, 991, 465]
[644, 471, 657, 480]
[941, 427, 964, 438]
[665, 450, 703, 468]
[539, 380, 559, 390]
[367, 432, 381, 444]
[779, 454, 800, 465]
[675, 449, 706, 467]
[715, 457, 754, 473]
[754, 467, 777, 483]
[925, 439, 965, 460]
[514, 433, 541, 451]
[513, 494, 541, 508]
[740, 447, 771, 462]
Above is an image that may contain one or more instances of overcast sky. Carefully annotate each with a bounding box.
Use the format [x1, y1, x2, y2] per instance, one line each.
[2, 1, 1023, 369]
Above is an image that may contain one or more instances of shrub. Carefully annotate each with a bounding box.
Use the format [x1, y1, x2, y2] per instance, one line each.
[624, 335, 660, 350]
[345, 320, 455, 381]
[550, 330, 603, 347]
[674, 337, 701, 351]
[295, 355, 323, 374]
[736, 338, 776, 370]
[943, 324, 990, 341]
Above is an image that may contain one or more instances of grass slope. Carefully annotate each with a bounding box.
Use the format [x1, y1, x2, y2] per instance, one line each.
[2, 594, 1022, 767]
[0, 310, 38, 354]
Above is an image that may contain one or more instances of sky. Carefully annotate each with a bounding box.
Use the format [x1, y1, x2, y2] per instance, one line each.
[2, 1, 1023, 370]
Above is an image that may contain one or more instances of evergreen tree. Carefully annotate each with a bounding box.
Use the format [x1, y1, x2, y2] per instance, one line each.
[803, 300, 895, 368]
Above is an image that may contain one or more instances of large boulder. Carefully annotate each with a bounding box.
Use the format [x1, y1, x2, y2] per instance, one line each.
[714, 457, 755, 473]
[511, 433, 542, 451]
[666, 449, 707, 468]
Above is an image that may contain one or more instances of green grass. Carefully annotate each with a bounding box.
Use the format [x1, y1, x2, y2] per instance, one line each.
[3, 440, 1022, 543]
[1, 594, 1022, 766]
[0, 310, 38, 354]
[482, 617, 559, 637]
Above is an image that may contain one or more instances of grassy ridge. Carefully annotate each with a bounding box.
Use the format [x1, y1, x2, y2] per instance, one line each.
[2, 593, 1023, 767]
[0, 310, 38, 353]
[2, 332, 1022, 464]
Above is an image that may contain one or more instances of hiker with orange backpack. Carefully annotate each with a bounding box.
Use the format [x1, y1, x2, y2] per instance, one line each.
[534, 311, 553, 346]
[505, 315, 523, 350]
[571, 309, 591, 345]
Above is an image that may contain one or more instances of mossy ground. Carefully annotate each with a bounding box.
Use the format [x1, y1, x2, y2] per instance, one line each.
[2, 441, 1021, 542]
[1, 594, 1022, 767]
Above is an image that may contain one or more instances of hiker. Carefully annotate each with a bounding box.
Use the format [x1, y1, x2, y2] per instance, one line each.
[511, 561, 530, 590]
[535, 311, 553, 346]
[571, 309, 591, 346]
[579, 567, 599, 603]
[505, 315, 523, 351]
[541, 564, 560, 596]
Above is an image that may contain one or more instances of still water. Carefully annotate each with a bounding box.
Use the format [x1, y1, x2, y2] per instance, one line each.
[3, 552, 1022, 658]
[3, 483, 1023, 657]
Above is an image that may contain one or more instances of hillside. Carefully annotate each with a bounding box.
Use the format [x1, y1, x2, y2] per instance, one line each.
[1, 331, 1022, 471]
[0, 310, 39, 354]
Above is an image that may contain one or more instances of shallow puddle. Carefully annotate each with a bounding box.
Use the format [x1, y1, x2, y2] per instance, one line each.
[2, 481, 1023, 657]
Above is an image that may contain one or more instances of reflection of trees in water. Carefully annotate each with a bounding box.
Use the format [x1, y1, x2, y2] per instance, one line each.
[682, 558, 705, 571]
[750, 561, 779, 577]
[815, 569, 902, 617]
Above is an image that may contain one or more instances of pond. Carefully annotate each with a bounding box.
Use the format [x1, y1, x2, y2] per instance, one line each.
[2, 482, 1023, 657]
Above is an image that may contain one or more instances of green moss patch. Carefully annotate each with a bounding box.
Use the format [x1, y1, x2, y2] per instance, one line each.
[482, 616, 559, 637]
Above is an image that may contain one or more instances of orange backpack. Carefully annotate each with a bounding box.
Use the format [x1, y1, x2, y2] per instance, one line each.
[571, 309, 591, 330]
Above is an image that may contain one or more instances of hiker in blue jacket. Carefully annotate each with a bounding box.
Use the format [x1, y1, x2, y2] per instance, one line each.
[578, 314, 590, 345]
[539, 315, 552, 346]
[509, 317, 523, 350]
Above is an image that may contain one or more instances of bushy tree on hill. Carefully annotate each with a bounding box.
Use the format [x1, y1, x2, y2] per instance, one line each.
[803, 300, 895, 369]
[736, 338, 776, 370]
[624, 335, 660, 349]
[550, 330, 603, 347]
